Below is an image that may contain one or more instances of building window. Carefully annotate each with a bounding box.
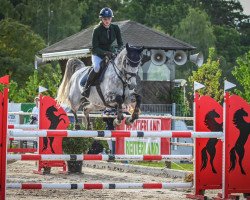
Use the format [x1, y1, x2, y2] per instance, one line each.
[139, 60, 170, 81]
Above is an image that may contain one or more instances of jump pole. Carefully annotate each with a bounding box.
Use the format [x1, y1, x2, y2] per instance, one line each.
[7, 154, 193, 161]
[7, 148, 37, 153]
[8, 124, 38, 129]
[7, 182, 193, 190]
[8, 130, 223, 138]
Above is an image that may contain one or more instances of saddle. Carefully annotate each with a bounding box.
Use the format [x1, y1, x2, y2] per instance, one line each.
[80, 57, 110, 87]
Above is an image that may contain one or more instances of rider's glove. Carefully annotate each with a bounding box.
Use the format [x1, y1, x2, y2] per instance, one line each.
[105, 51, 115, 59]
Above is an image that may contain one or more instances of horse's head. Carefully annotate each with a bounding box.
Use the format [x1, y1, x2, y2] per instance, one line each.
[121, 43, 143, 90]
[236, 108, 248, 117]
[207, 109, 221, 119]
[46, 106, 58, 113]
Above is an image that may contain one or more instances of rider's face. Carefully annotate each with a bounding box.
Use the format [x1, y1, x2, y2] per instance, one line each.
[102, 17, 112, 27]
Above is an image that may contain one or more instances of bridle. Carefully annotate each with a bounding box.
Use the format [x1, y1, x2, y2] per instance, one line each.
[112, 54, 142, 89]
[95, 50, 142, 108]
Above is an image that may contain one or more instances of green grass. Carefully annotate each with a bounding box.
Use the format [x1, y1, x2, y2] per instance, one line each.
[130, 161, 193, 171]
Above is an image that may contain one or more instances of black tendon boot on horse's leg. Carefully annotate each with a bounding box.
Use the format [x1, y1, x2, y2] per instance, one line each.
[125, 94, 142, 125]
[113, 95, 124, 126]
[132, 94, 142, 121]
[82, 69, 98, 98]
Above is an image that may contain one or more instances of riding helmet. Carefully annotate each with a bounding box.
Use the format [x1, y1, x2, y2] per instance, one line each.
[99, 7, 114, 18]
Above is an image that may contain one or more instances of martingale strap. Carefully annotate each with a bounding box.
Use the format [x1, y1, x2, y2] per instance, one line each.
[95, 59, 128, 108]
[96, 84, 119, 109]
[96, 84, 112, 108]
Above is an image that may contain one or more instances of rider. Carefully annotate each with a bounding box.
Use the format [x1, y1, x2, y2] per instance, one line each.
[82, 7, 123, 97]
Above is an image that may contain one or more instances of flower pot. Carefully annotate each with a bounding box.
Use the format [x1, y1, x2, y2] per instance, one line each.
[67, 161, 83, 173]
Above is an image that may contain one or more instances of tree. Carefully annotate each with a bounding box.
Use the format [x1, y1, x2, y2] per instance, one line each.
[173, 7, 216, 58]
[196, 0, 248, 29]
[118, 0, 192, 34]
[214, 25, 242, 63]
[0, 19, 45, 85]
[188, 48, 224, 102]
[9, 64, 62, 103]
[232, 51, 250, 102]
[0, 0, 14, 20]
[0, 0, 87, 44]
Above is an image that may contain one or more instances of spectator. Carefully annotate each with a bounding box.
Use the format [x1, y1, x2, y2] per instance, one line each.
[30, 97, 39, 124]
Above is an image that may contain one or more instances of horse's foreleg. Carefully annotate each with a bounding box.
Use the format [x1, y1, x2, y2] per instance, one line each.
[72, 110, 80, 130]
[115, 95, 124, 123]
[131, 93, 142, 122]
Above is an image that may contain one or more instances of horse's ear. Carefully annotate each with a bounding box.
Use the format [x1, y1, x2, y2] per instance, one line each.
[126, 43, 130, 51]
[138, 46, 144, 53]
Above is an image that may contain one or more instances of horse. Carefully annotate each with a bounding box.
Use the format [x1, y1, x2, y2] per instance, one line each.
[229, 108, 250, 175]
[42, 105, 66, 153]
[57, 44, 143, 129]
[200, 109, 223, 174]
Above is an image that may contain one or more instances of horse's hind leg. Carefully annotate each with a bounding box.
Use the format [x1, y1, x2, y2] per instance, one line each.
[208, 146, 217, 174]
[83, 103, 95, 130]
[72, 110, 81, 130]
[236, 146, 246, 175]
[42, 137, 48, 151]
[49, 137, 55, 154]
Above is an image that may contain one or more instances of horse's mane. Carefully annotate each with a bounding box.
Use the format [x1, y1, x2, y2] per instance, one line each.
[46, 106, 57, 121]
[204, 110, 222, 131]
[115, 48, 127, 68]
[233, 108, 248, 128]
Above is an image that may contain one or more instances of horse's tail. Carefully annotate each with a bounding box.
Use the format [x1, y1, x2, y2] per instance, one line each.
[200, 147, 208, 171]
[57, 58, 84, 105]
[229, 147, 237, 172]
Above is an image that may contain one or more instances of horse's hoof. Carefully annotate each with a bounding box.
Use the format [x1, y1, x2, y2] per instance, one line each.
[74, 124, 81, 130]
[132, 113, 139, 120]
[125, 117, 133, 126]
[113, 119, 122, 127]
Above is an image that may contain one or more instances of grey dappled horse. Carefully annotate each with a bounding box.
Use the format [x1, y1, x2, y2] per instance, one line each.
[57, 44, 143, 129]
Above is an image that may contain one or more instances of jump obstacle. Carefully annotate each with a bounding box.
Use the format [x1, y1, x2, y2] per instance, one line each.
[6, 182, 192, 190]
[8, 129, 222, 138]
[1, 75, 250, 200]
[7, 124, 38, 153]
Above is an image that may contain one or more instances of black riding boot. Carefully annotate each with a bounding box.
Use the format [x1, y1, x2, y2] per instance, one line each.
[82, 69, 98, 97]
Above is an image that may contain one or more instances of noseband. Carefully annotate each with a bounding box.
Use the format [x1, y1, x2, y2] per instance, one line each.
[125, 55, 142, 65]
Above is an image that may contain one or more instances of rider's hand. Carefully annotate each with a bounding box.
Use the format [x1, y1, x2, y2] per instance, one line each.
[105, 51, 114, 59]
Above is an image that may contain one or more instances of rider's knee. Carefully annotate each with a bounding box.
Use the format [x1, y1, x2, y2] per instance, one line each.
[93, 64, 100, 73]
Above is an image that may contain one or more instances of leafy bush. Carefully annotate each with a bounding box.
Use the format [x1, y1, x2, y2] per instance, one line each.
[232, 51, 250, 102]
[91, 117, 109, 151]
[62, 123, 93, 154]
